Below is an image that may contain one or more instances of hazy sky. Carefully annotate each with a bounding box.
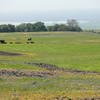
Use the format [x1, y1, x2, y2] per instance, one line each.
[1, 0, 99, 13]
[0, 0, 100, 22]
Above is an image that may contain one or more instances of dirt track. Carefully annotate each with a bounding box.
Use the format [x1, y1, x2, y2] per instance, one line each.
[25, 62, 100, 75]
[0, 69, 57, 78]
[0, 51, 22, 56]
[1, 59, 100, 75]
[0, 50, 99, 75]
[0, 51, 100, 76]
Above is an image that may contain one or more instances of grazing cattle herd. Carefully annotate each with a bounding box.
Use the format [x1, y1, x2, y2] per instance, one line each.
[0, 38, 35, 44]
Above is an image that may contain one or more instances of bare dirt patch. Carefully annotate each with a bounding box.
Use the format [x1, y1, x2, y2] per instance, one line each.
[0, 59, 100, 75]
[0, 69, 57, 78]
[0, 51, 23, 56]
[25, 62, 100, 75]
[25, 62, 63, 70]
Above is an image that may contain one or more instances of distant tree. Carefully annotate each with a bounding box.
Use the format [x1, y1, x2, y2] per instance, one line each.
[47, 26, 54, 31]
[47, 24, 68, 31]
[8, 24, 15, 32]
[33, 22, 47, 32]
[57, 24, 68, 31]
[26, 23, 33, 32]
[0, 24, 15, 32]
[0, 20, 82, 32]
[16, 22, 47, 32]
[67, 19, 79, 27]
[67, 19, 82, 31]
[47, 23, 82, 32]
[16, 23, 26, 32]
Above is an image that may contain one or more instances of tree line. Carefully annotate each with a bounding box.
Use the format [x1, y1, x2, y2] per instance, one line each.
[0, 20, 82, 32]
[47, 24, 82, 32]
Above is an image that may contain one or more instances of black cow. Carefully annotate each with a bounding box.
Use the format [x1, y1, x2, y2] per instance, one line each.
[0, 40, 6, 44]
[28, 38, 32, 41]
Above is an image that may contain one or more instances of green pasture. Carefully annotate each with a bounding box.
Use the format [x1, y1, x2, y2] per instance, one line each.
[0, 32, 100, 72]
[0, 31, 100, 99]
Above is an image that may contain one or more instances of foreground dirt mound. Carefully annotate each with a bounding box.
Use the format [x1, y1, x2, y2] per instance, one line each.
[0, 69, 56, 78]
[0, 51, 22, 56]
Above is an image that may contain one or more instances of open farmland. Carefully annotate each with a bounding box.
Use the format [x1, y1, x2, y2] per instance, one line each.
[0, 32, 100, 100]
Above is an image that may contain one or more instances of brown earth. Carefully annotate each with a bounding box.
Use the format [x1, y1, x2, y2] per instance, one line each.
[0, 69, 57, 78]
[0, 51, 22, 56]
[25, 62, 100, 75]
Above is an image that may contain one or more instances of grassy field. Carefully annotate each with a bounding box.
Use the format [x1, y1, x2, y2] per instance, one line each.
[0, 31, 100, 100]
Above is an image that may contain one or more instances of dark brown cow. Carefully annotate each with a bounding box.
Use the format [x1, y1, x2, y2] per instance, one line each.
[0, 40, 6, 44]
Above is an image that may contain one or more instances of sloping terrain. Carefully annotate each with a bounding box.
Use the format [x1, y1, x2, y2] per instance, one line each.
[0, 32, 100, 99]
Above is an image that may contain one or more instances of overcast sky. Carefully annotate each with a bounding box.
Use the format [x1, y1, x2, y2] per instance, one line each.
[0, 0, 100, 22]
[1, 0, 99, 13]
